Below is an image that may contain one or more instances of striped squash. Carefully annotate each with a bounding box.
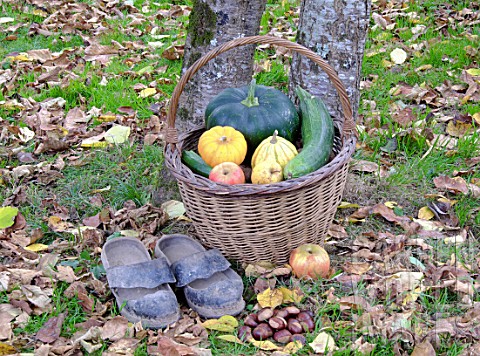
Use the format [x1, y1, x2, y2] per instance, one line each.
[251, 130, 298, 169]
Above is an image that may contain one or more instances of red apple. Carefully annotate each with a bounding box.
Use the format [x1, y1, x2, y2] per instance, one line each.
[289, 244, 330, 279]
[209, 162, 246, 185]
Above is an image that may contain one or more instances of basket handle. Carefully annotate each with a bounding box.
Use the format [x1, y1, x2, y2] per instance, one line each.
[166, 35, 356, 146]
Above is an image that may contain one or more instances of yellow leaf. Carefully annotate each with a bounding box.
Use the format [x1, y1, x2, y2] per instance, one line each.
[257, 287, 284, 309]
[81, 141, 108, 148]
[139, 87, 157, 98]
[418, 206, 434, 220]
[278, 287, 304, 304]
[473, 112, 480, 125]
[202, 315, 238, 332]
[446, 121, 472, 137]
[6, 53, 31, 62]
[33, 9, 48, 17]
[24, 243, 49, 252]
[338, 201, 360, 209]
[384, 201, 397, 208]
[0, 342, 17, 356]
[249, 339, 281, 351]
[466, 68, 480, 76]
[218, 315, 239, 328]
[283, 341, 304, 354]
[97, 115, 117, 122]
[216, 334, 244, 344]
[105, 125, 130, 144]
[0, 206, 18, 229]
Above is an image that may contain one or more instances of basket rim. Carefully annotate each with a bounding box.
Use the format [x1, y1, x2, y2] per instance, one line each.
[164, 125, 356, 197]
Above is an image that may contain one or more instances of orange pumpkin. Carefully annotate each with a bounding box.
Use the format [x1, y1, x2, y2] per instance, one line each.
[198, 126, 248, 167]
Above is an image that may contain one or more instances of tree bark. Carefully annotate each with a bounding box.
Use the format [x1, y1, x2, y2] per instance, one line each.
[289, 0, 371, 127]
[176, 0, 267, 132]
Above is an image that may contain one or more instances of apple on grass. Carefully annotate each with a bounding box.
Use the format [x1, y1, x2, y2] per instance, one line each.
[209, 162, 246, 185]
[289, 244, 330, 280]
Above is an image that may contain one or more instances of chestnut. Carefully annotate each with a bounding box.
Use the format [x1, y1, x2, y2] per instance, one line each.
[268, 316, 287, 330]
[252, 323, 273, 340]
[273, 329, 292, 344]
[287, 318, 303, 334]
[237, 325, 252, 342]
[297, 311, 315, 332]
[290, 334, 306, 345]
[285, 306, 301, 315]
[275, 308, 290, 319]
[244, 313, 259, 327]
[257, 308, 274, 322]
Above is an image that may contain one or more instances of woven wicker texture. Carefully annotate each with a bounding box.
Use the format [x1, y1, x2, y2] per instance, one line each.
[164, 35, 357, 264]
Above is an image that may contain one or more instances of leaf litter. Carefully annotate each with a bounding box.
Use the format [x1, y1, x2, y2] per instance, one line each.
[0, 0, 479, 354]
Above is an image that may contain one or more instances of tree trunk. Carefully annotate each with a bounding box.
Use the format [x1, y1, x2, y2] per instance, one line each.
[289, 0, 371, 127]
[176, 0, 267, 132]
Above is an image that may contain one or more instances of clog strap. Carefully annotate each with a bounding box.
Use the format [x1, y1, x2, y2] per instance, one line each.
[106, 256, 176, 289]
[171, 249, 230, 287]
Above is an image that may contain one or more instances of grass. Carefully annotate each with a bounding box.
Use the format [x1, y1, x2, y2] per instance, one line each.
[1, 0, 480, 354]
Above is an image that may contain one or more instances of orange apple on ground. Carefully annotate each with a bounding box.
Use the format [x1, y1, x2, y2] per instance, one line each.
[209, 162, 246, 185]
[251, 160, 283, 184]
[289, 244, 330, 279]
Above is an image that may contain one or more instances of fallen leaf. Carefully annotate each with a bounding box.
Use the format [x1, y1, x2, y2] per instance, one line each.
[101, 316, 129, 342]
[0, 342, 17, 355]
[418, 206, 434, 220]
[216, 334, 244, 344]
[350, 159, 379, 173]
[282, 340, 303, 354]
[249, 339, 281, 351]
[257, 287, 284, 309]
[466, 68, 480, 76]
[161, 200, 186, 219]
[202, 315, 238, 333]
[278, 287, 304, 304]
[0, 206, 19, 229]
[446, 120, 473, 137]
[342, 261, 371, 275]
[35, 313, 65, 343]
[24, 243, 49, 252]
[433, 176, 469, 194]
[337, 201, 360, 209]
[411, 339, 436, 356]
[0, 17, 15, 24]
[309, 332, 338, 354]
[105, 125, 131, 144]
[139, 88, 157, 98]
[390, 48, 407, 64]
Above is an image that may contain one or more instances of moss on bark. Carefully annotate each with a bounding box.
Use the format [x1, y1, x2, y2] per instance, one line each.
[188, 0, 217, 47]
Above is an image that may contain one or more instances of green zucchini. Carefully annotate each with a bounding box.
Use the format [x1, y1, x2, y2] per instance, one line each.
[283, 86, 334, 179]
[182, 150, 212, 177]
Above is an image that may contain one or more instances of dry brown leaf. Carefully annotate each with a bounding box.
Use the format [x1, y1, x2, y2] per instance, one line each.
[35, 313, 65, 343]
[101, 316, 129, 342]
[411, 339, 436, 356]
[433, 176, 469, 194]
[342, 261, 371, 275]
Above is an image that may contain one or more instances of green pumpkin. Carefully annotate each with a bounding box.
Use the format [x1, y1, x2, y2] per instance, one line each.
[205, 79, 300, 151]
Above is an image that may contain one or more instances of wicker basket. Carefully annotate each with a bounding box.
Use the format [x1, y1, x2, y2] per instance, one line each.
[164, 35, 357, 264]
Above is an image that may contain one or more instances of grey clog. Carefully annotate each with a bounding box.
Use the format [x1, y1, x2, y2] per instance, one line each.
[101, 236, 180, 328]
[155, 234, 245, 319]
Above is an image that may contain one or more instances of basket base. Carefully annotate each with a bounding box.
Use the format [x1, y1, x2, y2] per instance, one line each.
[177, 162, 349, 264]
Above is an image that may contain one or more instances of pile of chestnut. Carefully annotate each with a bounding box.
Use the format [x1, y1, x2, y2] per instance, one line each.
[238, 305, 315, 345]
